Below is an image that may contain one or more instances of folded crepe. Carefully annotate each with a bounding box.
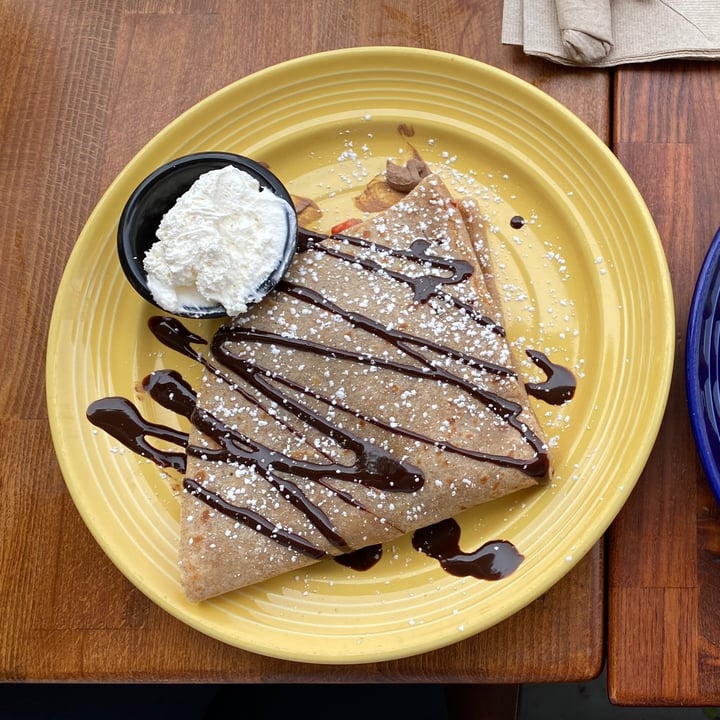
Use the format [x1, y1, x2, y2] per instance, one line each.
[179, 174, 551, 601]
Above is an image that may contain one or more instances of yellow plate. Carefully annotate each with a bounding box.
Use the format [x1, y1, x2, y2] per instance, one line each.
[46, 47, 673, 663]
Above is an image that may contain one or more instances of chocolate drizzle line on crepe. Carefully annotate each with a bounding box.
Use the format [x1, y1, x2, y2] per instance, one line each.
[299, 228, 505, 333]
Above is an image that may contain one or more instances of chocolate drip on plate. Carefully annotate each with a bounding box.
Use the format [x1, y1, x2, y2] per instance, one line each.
[525, 349, 577, 404]
[413, 518, 524, 580]
[86, 395, 188, 472]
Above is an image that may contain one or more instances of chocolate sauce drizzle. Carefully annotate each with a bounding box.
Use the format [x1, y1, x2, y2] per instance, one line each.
[335, 544, 383, 571]
[87, 392, 188, 473]
[412, 518, 523, 580]
[88, 225, 576, 581]
[223, 284, 548, 478]
[336, 517, 523, 580]
[525, 349, 576, 404]
[300, 228, 505, 335]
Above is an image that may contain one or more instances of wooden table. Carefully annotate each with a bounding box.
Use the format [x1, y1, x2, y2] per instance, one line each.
[609, 64, 720, 706]
[0, 0, 714, 709]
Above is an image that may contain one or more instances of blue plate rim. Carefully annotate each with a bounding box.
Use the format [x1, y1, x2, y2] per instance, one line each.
[686, 226, 720, 506]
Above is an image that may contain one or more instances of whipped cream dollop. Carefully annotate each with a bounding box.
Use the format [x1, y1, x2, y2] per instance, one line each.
[143, 165, 292, 317]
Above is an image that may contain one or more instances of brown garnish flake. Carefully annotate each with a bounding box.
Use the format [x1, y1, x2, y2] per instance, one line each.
[385, 156, 431, 193]
[293, 194, 323, 225]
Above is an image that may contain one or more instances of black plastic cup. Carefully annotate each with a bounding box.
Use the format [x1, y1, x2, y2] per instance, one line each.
[117, 152, 298, 318]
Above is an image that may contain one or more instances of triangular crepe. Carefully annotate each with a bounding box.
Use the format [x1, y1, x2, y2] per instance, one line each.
[179, 174, 550, 601]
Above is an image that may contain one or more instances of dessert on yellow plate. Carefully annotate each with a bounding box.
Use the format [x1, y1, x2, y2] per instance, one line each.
[175, 172, 559, 601]
[51, 48, 671, 661]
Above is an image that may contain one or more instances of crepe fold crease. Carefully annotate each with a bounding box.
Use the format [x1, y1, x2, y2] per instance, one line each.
[179, 174, 551, 601]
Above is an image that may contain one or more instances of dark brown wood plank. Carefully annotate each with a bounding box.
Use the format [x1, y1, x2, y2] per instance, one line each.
[609, 62, 720, 705]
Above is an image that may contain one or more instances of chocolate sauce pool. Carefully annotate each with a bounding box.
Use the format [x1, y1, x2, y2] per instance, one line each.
[413, 518, 523, 580]
[87, 226, 576, 581]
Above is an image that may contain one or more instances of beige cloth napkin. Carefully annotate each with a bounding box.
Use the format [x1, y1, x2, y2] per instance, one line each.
[503, 0, 720, 67]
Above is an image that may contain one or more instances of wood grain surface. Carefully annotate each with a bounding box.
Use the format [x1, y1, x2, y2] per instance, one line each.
[1, 0, 610, 684]
[609, 63, 720, 706]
